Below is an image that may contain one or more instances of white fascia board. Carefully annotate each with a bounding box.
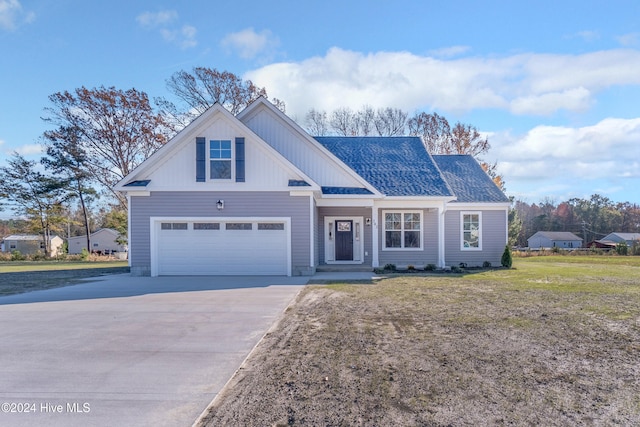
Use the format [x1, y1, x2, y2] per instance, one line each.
[445, 202, 511, 210]
[374, 197, 456, 209]
[315, 198, 375, 207]
[289, 190, 315, 197]
[237, 98, 382, 197]
[122, 190, 150, 197]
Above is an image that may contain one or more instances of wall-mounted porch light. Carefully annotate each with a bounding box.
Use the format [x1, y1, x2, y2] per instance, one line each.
[216, 200, 224, 210]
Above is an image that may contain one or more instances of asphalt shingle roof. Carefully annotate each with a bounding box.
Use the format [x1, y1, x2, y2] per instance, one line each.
[432, 155, 510, 203]
[321, 187, 374, 195]
[315, 136, 453, 197]
[529, 231, 583, 241]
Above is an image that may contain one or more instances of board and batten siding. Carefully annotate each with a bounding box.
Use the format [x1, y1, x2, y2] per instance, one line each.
[241, 106, 363, 188]
[377, 209, 439, 268]
[317, 206, 373, 266]
[130, 191, 311, 276]
[443, 209, 507, 267]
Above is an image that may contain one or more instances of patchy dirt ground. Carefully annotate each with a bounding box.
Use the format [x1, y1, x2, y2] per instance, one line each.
[0, 266, 130, 296]
[198, 272, 640, 426]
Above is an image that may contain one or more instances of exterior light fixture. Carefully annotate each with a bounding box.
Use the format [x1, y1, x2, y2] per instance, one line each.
[216, 200, 224, 210]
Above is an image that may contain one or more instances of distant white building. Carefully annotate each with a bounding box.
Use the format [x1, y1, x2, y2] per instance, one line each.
[600, 232, 640, 247]
[67, 228, 127, 255]
[0, 235, 65, 257]
[527, 231, 583, 249]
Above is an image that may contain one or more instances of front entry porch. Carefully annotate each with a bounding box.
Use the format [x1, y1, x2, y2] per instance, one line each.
[323, 216, 366, 265]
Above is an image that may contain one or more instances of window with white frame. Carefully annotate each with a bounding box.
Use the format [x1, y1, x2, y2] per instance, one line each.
[209, 140, 232, 179]
[383, 211, 422, 249]
[461, 212, 482, 250]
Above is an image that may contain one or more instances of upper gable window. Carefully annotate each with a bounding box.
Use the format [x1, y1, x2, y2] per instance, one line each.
[210, 140, 232, 179]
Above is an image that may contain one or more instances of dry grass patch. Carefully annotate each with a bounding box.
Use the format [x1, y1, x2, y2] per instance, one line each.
[199, 257, 640, 426]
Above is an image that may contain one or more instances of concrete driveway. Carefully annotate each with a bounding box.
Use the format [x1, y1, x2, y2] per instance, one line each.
[0, 274, 308, 427]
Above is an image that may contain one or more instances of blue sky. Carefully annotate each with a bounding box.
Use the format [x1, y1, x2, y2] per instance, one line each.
[1, 0, 640, 206]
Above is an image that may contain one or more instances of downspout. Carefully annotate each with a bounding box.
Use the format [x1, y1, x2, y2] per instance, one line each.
[372, 205, 379, 268]
[127, 194, 132, 268]
[310, 195, 315, 274]
[371, 204, 380, 268]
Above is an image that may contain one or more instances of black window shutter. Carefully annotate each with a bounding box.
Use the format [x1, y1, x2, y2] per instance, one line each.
[235, 137, 245, 182]
[196, 137, 205, 182]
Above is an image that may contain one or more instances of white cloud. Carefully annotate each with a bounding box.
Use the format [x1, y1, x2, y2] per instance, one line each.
[136, 10, 177, 28]
[136, 10, 196, 49]
[617, 32, 640, 47]
[245, 47, 640, 119]
[510, 87, 592, 115]
[489, 118, 640, 201]
[428, 45, 471, 58]
[15, 143, 43, 156]
[570, 30, 600, 42]
[0, 0, 34, 31]
[221, 28, 279, 59]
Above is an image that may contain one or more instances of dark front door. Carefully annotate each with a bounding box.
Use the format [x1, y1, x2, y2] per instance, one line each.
[335, 220, 354, 261]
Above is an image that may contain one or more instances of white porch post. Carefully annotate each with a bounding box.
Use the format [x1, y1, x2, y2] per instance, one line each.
[372, 205, 379, 268]
[127, 194, 132, 268]
[438, 204, 446, 268]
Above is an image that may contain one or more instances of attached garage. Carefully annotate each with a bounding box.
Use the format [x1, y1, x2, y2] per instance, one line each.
[150, 217, 291, 276]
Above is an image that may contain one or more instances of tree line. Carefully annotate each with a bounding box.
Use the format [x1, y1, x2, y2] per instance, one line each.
[510, 194, 640, 247]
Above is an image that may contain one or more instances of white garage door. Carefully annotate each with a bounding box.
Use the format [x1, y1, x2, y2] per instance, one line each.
[154, 218, 290, 276]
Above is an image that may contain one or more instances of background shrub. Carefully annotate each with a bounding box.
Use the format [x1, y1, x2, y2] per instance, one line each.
[501, 245, 513, 268]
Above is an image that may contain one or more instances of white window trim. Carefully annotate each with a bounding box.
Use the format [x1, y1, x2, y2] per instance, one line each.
[209, 139, 234, 181]
[382, 210, 423, 251]
[460, 211, 482, 251]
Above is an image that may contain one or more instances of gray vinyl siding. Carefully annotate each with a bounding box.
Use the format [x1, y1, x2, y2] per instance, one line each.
[444, 209, 507, 267]
[130, 191, 311, 276]
[377, 209, 439, 268]
[317, 207, 373, 266]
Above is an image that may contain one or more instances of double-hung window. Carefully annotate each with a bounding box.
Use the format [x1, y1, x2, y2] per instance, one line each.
[383, 211, 422, 249]
[461, 212, 482, 250]
[210, 140, 232, 179]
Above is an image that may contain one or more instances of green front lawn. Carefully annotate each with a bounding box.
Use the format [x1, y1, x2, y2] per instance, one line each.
[0, 260, 128, 273]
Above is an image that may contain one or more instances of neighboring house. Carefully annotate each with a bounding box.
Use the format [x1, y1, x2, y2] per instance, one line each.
[115, 98, 510, 277]
[67, 228, 127, 255]
[0, 234, 64, 257]
[600, 232, 640, 247]
[527, 231, 583, 249]
[586, 239, 617, 249]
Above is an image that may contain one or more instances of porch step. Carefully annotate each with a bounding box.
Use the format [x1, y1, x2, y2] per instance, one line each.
[316, 265, 373, 273]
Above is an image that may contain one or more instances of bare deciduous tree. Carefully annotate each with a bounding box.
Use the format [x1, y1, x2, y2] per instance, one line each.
[44, 86, 170, 207]
[165, 67, 267, 116]
[330, 107, 357, 136]
[407, 112, 451, 153]
[374, 108, 407, 136]
[305, 109, 329, 136]
[355, 105, 376, 136]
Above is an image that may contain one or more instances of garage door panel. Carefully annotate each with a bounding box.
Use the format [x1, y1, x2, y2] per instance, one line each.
[156, 220, 289, 276]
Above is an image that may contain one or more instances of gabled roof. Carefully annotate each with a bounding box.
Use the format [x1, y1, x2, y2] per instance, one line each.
[528, 231, 583, 241]
[238, 99, 380, 196]
[432, 155, 510, 203]
[2, 235, 61, 241]
[604, 232, 640, 241]
[115, 102, 320, 192]
[314, 136, 453, 197]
